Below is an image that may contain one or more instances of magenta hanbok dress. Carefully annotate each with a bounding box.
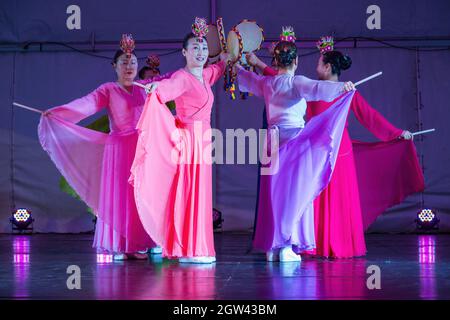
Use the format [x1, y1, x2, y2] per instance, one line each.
[39, 76, 169, 253]
[130, 61, 226, 258]
[238, 68, 355, 252]
[307, 93, 424, 258]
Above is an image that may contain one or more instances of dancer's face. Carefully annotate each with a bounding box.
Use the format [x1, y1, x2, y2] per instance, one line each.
[183, 37, 209, 68]
[316, 55, 331, 80]
[114, 53, 138, 83]
[143, 69, 160, 79]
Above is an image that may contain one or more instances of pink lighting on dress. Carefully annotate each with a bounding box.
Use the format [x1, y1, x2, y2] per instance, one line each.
[418, 235, 437, 299]
[96, 254, 113, 264]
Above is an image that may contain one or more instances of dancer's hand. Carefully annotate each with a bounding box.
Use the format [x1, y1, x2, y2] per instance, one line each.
[246, 53, 258, 67]
[400, 130, 413, 140]
[43, 110, 51, 116]
[220, 52, 230, 63]
[233, 63, 244, 74]
[342, 81, 356, 92]
[145, 82, 158, 94]
[246, 53, 267, 70]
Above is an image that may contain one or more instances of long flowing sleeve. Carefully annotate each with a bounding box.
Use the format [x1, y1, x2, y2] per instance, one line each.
[352, 92, 403, 141]
[354, 139, 425, 230]
[38, 84, 111, 216]
[293, 75, 344, 102]
[204, 60, 226, 85]
[237, 68, 265, 97]
[131, 91, 180, 247]
[152, 70, 189, 104]
[47, 83, 109, 123]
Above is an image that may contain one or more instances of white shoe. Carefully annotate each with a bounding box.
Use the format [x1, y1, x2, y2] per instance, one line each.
[179, 256, 216, 264]
[280, 262, 302, 276]
[149, 246, 163, 255]
[279, 246, 301, 262]
[266, 249, 280, 262]
[128, 253, 148, 260]
[113, 253, 128, 261]
[149, 255, 163, 263]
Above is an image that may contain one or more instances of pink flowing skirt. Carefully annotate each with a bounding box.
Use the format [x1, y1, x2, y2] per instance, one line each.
[313, 136, 367, 258]
[130, 93, 215, 258]
[39, 115, 154, 253]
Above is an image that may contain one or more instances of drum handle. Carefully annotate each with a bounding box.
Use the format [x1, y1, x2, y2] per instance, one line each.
[217, 17, 227, 52]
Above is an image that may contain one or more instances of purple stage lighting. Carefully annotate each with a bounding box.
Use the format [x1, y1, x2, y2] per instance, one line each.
[11, 208, 34, 233]
[416, 209, 439, 230]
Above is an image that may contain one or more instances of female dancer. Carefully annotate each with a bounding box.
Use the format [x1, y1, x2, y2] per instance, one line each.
[248, 36, 414, 258]
[237, 31, 356, 262]
[307, 37, 412, 258]
[139, 54, 161, 79]
[39, 35, 171, 260]
[130, 18, 228, 264]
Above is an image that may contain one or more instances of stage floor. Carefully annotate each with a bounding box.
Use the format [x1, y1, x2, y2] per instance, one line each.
[0, 232, 449, 300]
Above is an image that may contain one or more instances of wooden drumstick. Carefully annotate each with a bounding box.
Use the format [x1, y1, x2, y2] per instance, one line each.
[412, 128, 436, 136]
[13, 102, 43, 114]
[354, 71, 383, 87]
[132, 82, 147, 90]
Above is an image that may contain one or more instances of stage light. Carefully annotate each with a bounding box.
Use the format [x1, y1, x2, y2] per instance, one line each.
[416, 209, 439, 230]
[11, 208, 34, 233]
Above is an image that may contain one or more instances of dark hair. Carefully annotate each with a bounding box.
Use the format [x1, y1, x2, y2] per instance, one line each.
[138, 66, 160, 80]
[111, 50, 137, 65]
[322, 51, 352, 76]
[270, 56, 277, 68]
[274, 41, 297, 68]
[182, 32, 207, 49]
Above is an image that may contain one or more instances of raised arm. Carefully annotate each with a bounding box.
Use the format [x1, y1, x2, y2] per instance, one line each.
[246, 52, 276, 75]
[237, 67, 265, 97]
[153, 70, 188, 103]
[352, 91, 403, 141]
[293, 75, 345, 102]
[204, 60, 227, 85]
[45, 83, 109, 123]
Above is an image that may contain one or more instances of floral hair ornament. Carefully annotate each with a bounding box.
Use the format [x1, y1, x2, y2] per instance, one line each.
[191, 17, 209, 42]
[280, 26, 296, 43]
[316, 36, 334, 54]
[146, 54, 160, 71]
[120, 34, 135, 59]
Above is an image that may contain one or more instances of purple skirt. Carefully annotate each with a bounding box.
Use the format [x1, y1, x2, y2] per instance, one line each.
[253, 92, 354, 251]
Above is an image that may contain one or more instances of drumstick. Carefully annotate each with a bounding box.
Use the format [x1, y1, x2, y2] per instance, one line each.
[132, 82, 148, 90]
[354, 71, 383, 87]
[13, 102, 43, 114]
[412, 128, 435, 136]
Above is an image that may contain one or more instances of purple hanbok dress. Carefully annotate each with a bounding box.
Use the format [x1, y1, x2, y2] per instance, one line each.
[237, 69, 355, 252]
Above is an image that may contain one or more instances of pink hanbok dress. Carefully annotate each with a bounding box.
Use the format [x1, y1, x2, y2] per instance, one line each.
[130, 61, 226, 258]
[39, 75, 170, 253]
